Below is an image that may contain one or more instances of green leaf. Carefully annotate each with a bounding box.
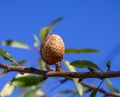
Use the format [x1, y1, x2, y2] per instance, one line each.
[70, 60, 100, 70]
[39, 17, 63, 39]
[38, 59, 47, 70]
[65, 60, 76, 72]
[64, 60, 83, 96]
[39, 27, 50, 39]
[59, 90, 78, 95]
[2, 40, 30, 49]
[10, 60, 26, 66]
[106, 79, 116, 92]
[90, 88, 98, 97]
[0, 70, 5, 76]
[24, 86, 44, 97]
[33, 34, 40, 47]
[49, 17, 63, 30]
[90, 79, 104, 97]
[0, 48, 14, 62]
[0, 48, 19, 65]
[11, 76, 42, 88]
[65, 48, 99, 54]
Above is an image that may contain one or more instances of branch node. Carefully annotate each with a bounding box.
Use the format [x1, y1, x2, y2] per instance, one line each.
[88, 68, 95, 72]
[69, 72, 75, 77]
[40, 76, 47, 81]
[99, 75, 105, 80]
[46, 64, 55, 71]
[30, 67, 36, 72]
[56, 62, 64, 72]
[78, 78, 83, 82]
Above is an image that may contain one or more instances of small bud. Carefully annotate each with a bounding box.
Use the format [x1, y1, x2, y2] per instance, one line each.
[106, 60, 111, 71]
[78, 78, 83, 82]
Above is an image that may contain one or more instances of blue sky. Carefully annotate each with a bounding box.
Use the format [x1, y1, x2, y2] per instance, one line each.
[0, 0, 120, 97]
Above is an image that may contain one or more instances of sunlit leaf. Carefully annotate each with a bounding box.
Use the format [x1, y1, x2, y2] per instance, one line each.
[0, 71, 3, 76]
[39, 27, 50, 39]
[90, 88, 98, 97]
[2, 40, 30, 49]
[38, 59, 47, 70]
[65, 60, 76, 72]
[11, 75, 42, 88]
[49, 17, 63, 30]
[24, 86, 44, 97]
[35, 90, 45, 97]
[64, 60, 83, 96]
[33, 34, 40, 47]
[70, 60, 100, 70]
[0, 48, 14, 62]
[1, 83, 15, 97]
[10, 60, 26, 66]
[106, 79, 116, 92]
[65, 48, 99, 54]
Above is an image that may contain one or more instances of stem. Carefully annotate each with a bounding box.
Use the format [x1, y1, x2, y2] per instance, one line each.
[0, 62, 120, 79]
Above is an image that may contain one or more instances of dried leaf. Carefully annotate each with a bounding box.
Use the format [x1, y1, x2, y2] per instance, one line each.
[11, 75, 42, 88]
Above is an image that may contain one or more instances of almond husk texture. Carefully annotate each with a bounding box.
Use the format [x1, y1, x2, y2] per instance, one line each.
[40, 34, 65, 65]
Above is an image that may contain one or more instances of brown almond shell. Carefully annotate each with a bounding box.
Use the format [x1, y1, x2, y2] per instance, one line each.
[40, 34, 65, 65]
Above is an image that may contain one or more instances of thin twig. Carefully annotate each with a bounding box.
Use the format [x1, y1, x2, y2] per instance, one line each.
[81, 82, 120, 97]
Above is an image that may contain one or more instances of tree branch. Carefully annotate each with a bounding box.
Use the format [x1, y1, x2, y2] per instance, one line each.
[81, 82, 120, 97]
[0, 62, 120, 79]
[60, 79, 120, 97]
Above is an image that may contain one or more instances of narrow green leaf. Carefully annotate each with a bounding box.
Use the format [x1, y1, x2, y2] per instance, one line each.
[0, 70, 5, 76]
[70, 60, 100, 70]
[106, 79, 116, 92]
[33, 34, 40, 47]
[39, 17, 63, 39]
[39, 27, 50, 39]
[49, 17, 63, 30]
[0, 48, 14, 62]
[65, 48, 99, 54]
[10, 60, 26, 66]
[24, 86, 44, 97]
[90, 88, 98, 97]
[2, 40, 30, 49]
[11, 76, 42, 88]
[65, 60, 76, 72]
[64, 60, 83, 96]
[0, 48, 19, 65]
[59, 90, 78, 95]
[90, 79, 104, 97]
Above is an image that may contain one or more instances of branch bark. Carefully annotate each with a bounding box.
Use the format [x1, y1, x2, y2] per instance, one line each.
[1, 62, 120, 97]
[0, 62, 120, 79]
[81, 82, 120, 97]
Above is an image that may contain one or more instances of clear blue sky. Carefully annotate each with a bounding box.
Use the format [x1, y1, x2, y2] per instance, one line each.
[0, 0, 120, 97]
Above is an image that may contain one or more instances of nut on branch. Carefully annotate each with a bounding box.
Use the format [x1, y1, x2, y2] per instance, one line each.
[40, 34, 65, 67]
